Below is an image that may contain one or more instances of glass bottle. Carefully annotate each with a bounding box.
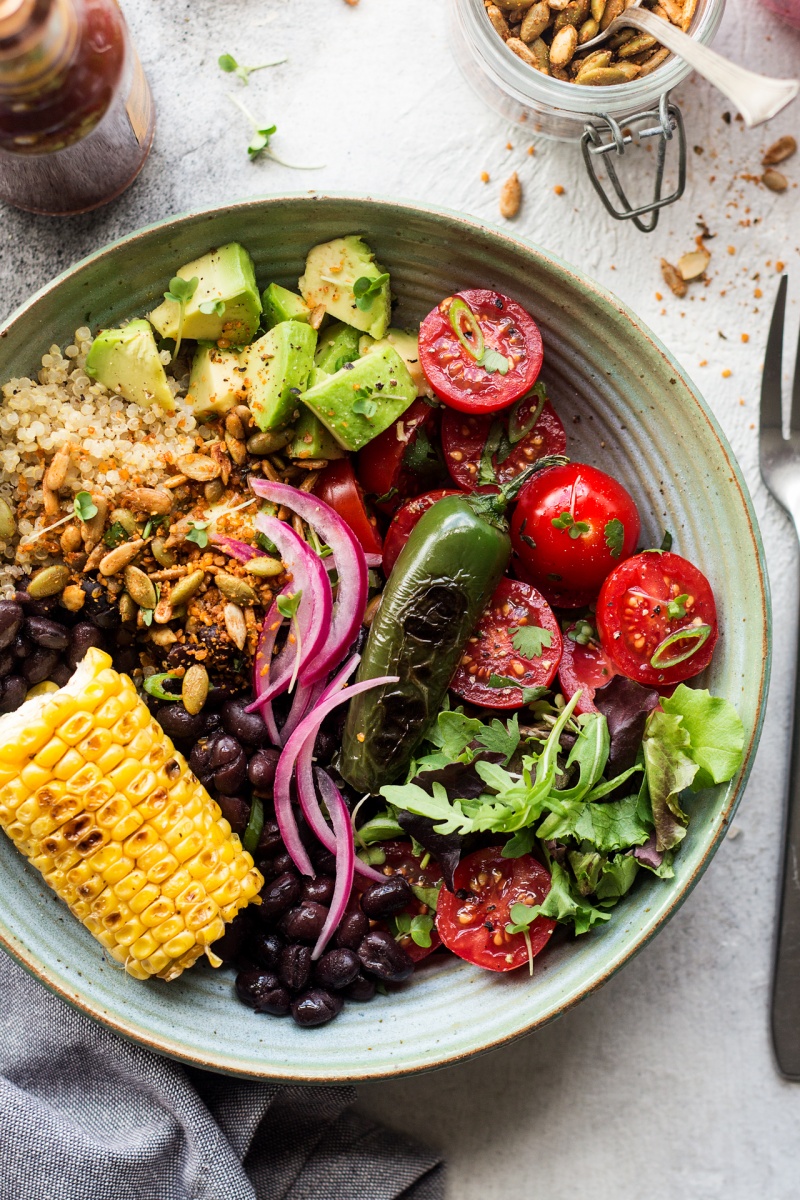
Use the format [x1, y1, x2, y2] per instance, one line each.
[0, 0, 155, 215]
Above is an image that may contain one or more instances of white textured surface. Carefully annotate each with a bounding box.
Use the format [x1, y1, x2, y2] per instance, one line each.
[1, 0, 799, 1194]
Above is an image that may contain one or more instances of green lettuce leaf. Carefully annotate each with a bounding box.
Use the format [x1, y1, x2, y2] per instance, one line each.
[660, 684, 745, 790]
[594, 852, 639, 900]
[508, 860, 612, 936]
[642, 710, 696, 851]
[537, 791, 652, 852]
[555, 712, 610, 802]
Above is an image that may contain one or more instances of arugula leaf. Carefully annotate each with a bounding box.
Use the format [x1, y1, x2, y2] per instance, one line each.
[276, 590, 302, 619]
[353, 273, 390, 311]
[501, 827, 537, 859]
[381, 780, 474, 837]
[642, 710, 696, 851]
[426, 710, 484, 759]
[474, 712, 520, 764]
[512, 625, 553, 659]
[478, 347, 511, 375]
[186, 519, 211, 548]
[604, 517, 625, 559]
[487, 674, 547, 704]
[661, 685, 745, 790]
[552, 712, 610, 803]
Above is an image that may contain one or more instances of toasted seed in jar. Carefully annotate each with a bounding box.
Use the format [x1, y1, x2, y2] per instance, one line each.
[182, 664, 209, 715]
[578, 62, 640, 83]
[121, 487, 173, 515]
[575, 48, 612, 75]
[499, 172, 522, 219]
[168, 569, 205, 609]
[763, 135, 797, 166]
[550, 23, 578, 65]
[578, 16, 599, 41]
[506, 36, 540, 67]
[0, 499, 16, 542]
[487, 2, 511, 36]
[762, 168, 788, 193]
[520, 0, 550, 39]
[151, 537, 175, 568]
[246, 429, 294, 456]
[617, 31, 658, 56]
[245, 556, 284, 579]
[60, 584, 86, 613]
[177, 453, 221, 482]
[529, 36, 550, 72]
[98, 538, 145, 577]
[124, 565, 157, 610]
[215, 572, 258, 604]
[599, 0, 623, 28]
[28, 564, 70, 599]
[223, 603, 248, 651]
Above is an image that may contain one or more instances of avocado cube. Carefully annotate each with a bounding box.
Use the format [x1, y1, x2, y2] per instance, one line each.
[359, 328, 433, 398]
[148, 242, 261, 346]
[243, 320, 318, 432]
[262, 282, 311, 329]
[289, 403, 346, 461]
[85, 319, 174, 413]
[315, 322, 361, 373]
[299, 236, 390, 340]
[187, 346, 247, 422]
[301, 345, 416, 453]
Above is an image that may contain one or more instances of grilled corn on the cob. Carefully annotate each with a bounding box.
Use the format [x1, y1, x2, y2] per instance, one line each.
[0, 648, 263, 981]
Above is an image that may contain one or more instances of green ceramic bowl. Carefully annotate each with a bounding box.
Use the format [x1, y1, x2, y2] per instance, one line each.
[0, 196, 770, 1081]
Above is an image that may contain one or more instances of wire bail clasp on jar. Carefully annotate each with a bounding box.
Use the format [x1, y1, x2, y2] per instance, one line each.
[580, 93, 687, 234]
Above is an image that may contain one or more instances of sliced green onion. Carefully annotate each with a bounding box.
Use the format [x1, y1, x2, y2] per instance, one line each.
[650, 624, 711, 670]
[143, 671, 182, 702]
[449, 297, 485, 361]
[509, 388, 547, 445]
[243, 795, 264, 854]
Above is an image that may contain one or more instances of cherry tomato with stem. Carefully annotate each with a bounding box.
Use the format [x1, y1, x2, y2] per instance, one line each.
[441, 391, 566, 491]
[558, 618, 618, 715]
[436, 846, 556, 972]
[381, 488, 461, 575]
[313, 459, 382, 558]
[419, 289, 543, 414]
[357, 399, 446, 515]
[510, 462, 641, 608]
[596, 551, 719, 687]
[450, 578, 562, 710]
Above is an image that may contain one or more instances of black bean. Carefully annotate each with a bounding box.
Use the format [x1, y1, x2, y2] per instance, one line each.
[50, 662, 72, 688]
[80, 581, 118, 629]
[252, 931, 283, 971]
[342, 972, 377, 1002]
[314, 948, 360, 990]
[291, 988, 343, 1027]
[280, 902, 329, 943]
[222, 699, 270, 746]
[271, 852, 296, 876]
[216, 794, 250, 836]
[189, 738, 214, 784]
[302, 876, 335, 906]
[23, 647, 59, 686]
[0, 650, 14, 679]
[335, 910, 369, 951]
[155, 703, 206, 742]
[113, 648, 138, 676]
[310, 846, 337, 875]
[235, 969, 291, 1016]
[313, 730, 337, 765]
[25, 616, 70, 651]
[212, 913, 251, 965]
[0, 601, 23, 650]
[279, 943, 312, 990]
[203, 711, 223, 736]
[358, 930, 414, 983]
[258, 872, 302, 922]
[248, 748, 280, 792]
[68, 622, 105, 668]
[13, 632, 32, 659]
[360, 876, 413, 920]
[0, 675, 26, 713]
[256, 818, 282, 856]
[209, 733, 247, 795]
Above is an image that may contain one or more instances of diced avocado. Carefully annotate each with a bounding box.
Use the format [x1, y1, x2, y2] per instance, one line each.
[148, 242, 261, 346]
[289, 404, 346, 461]
[243, 320, 317, 432]
[262, 283, 311, 329]
[315, 322, 361, 373]
[359, 328, 433, 398]
[186, 346, 247, 421]
[301, 345, 416, 453]
[299, 236, 390, 340]
[85, 319, 174, 413]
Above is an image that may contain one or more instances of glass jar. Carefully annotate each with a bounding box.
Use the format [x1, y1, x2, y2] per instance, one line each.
[449, 0, 725, 227]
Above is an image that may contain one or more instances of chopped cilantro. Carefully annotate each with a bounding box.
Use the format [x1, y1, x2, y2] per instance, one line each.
[604, 517, 625, 559]
[511, 625, 553, 658]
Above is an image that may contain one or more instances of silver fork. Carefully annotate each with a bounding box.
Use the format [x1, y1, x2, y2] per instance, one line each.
[759, 275, 800, 1080]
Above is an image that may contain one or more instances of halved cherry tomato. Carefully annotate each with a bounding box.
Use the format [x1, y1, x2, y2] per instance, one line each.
[313, 459, 382, 558]
[450, 578, 562, 709]
[558, 619, 618, 715]
[510, 462, 640, 608]
[436, 846, 555, 972]
[357, 399, 446, 515]
[376, 840, 443, 962]
[596, 551, 719, 687]
[381, 488, 460, 575]
[419, 289, 543, 414]
[441, 395, 566, 491]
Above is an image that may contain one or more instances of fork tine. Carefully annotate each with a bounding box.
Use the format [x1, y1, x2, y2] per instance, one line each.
[791, 282, 800, 435]
[762, 275, 787, 434]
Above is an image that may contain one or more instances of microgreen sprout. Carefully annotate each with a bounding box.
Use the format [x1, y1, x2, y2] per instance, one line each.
[352, 387, 378, 419]
[552, 511, 590, 538]
[217, 52, 287, 85]
[73, 491, 98, 522]
[198, 299, 226, 317]
[163, 275, 199, 360]
[353, 274, 390, 312]
[226, 94, 325, 169]
[667, 593, 689, 620]
[186, 519, 211, 548]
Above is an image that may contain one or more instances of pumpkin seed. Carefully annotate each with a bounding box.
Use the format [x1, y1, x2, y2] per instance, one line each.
[99, 538, 145, 577]
[576, 62, 639, 83]
[550, 23, 578, 64]
[0, 498, 16, 541]
[246, 429, 294, 456]
[204, 478, 225, 504]
[578, 17, 599, 41]
[506, 36, 540, 66]
[110, 508, 138, 535]
[575, 48, 612, 75]
[121, 487, 173, 515]
[182, 664, 209, 715]
[590, 0, 606, 21]
[763, 167, 788, 193]
[215, 572, 258, 604]
[599, 0, 623, 29]
[28, 564, 70, 599]
[223, 602, 248, 651]
[124, 565, 157, 610]
[176, 453, 221, 482]
[677, 248, 711, 280]
[763, 136, 797, 166]
[118, 593, 137, 624]
[225, 411, 245, 440]
[245, 555, 284, 578]
[151, 537, 176, 568]
[520, 0, 550, 40]
[530, 36, 550, 71]
[168, 569, 205, 609]
[487, 3, 511, 36]
[617, 31, 657, 55]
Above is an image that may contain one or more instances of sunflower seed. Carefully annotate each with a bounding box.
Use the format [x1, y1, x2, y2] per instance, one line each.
[762, 167, 788, 192]
[677, 248, 711, 280]
[499, 172, 522, 219]
[182, 664, 209, 715]
[223, 603, 248, 650]
[121, 487, 173, 515]
[763, 136, 796, 166]
[98, 538, 145, 577]
[660, 258, 688, 297]
[43, 443, 74, 493]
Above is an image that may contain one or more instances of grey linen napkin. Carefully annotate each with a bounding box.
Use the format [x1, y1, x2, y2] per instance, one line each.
[0, 951, 444, 1200]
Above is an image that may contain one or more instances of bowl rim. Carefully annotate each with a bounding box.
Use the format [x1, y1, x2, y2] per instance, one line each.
[0, 193, 772, 1081]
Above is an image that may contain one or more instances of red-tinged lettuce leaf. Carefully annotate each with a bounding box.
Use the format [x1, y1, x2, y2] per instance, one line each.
[396, 809, 462, 892]
[413, 750, 505, 801]
[594, 675, 660, 775]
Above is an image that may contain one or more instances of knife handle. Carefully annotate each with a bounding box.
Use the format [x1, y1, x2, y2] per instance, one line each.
[772, 633, 800, 1079]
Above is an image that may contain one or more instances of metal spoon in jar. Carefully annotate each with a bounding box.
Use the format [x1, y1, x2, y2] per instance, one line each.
[578, 0, 798, 126]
